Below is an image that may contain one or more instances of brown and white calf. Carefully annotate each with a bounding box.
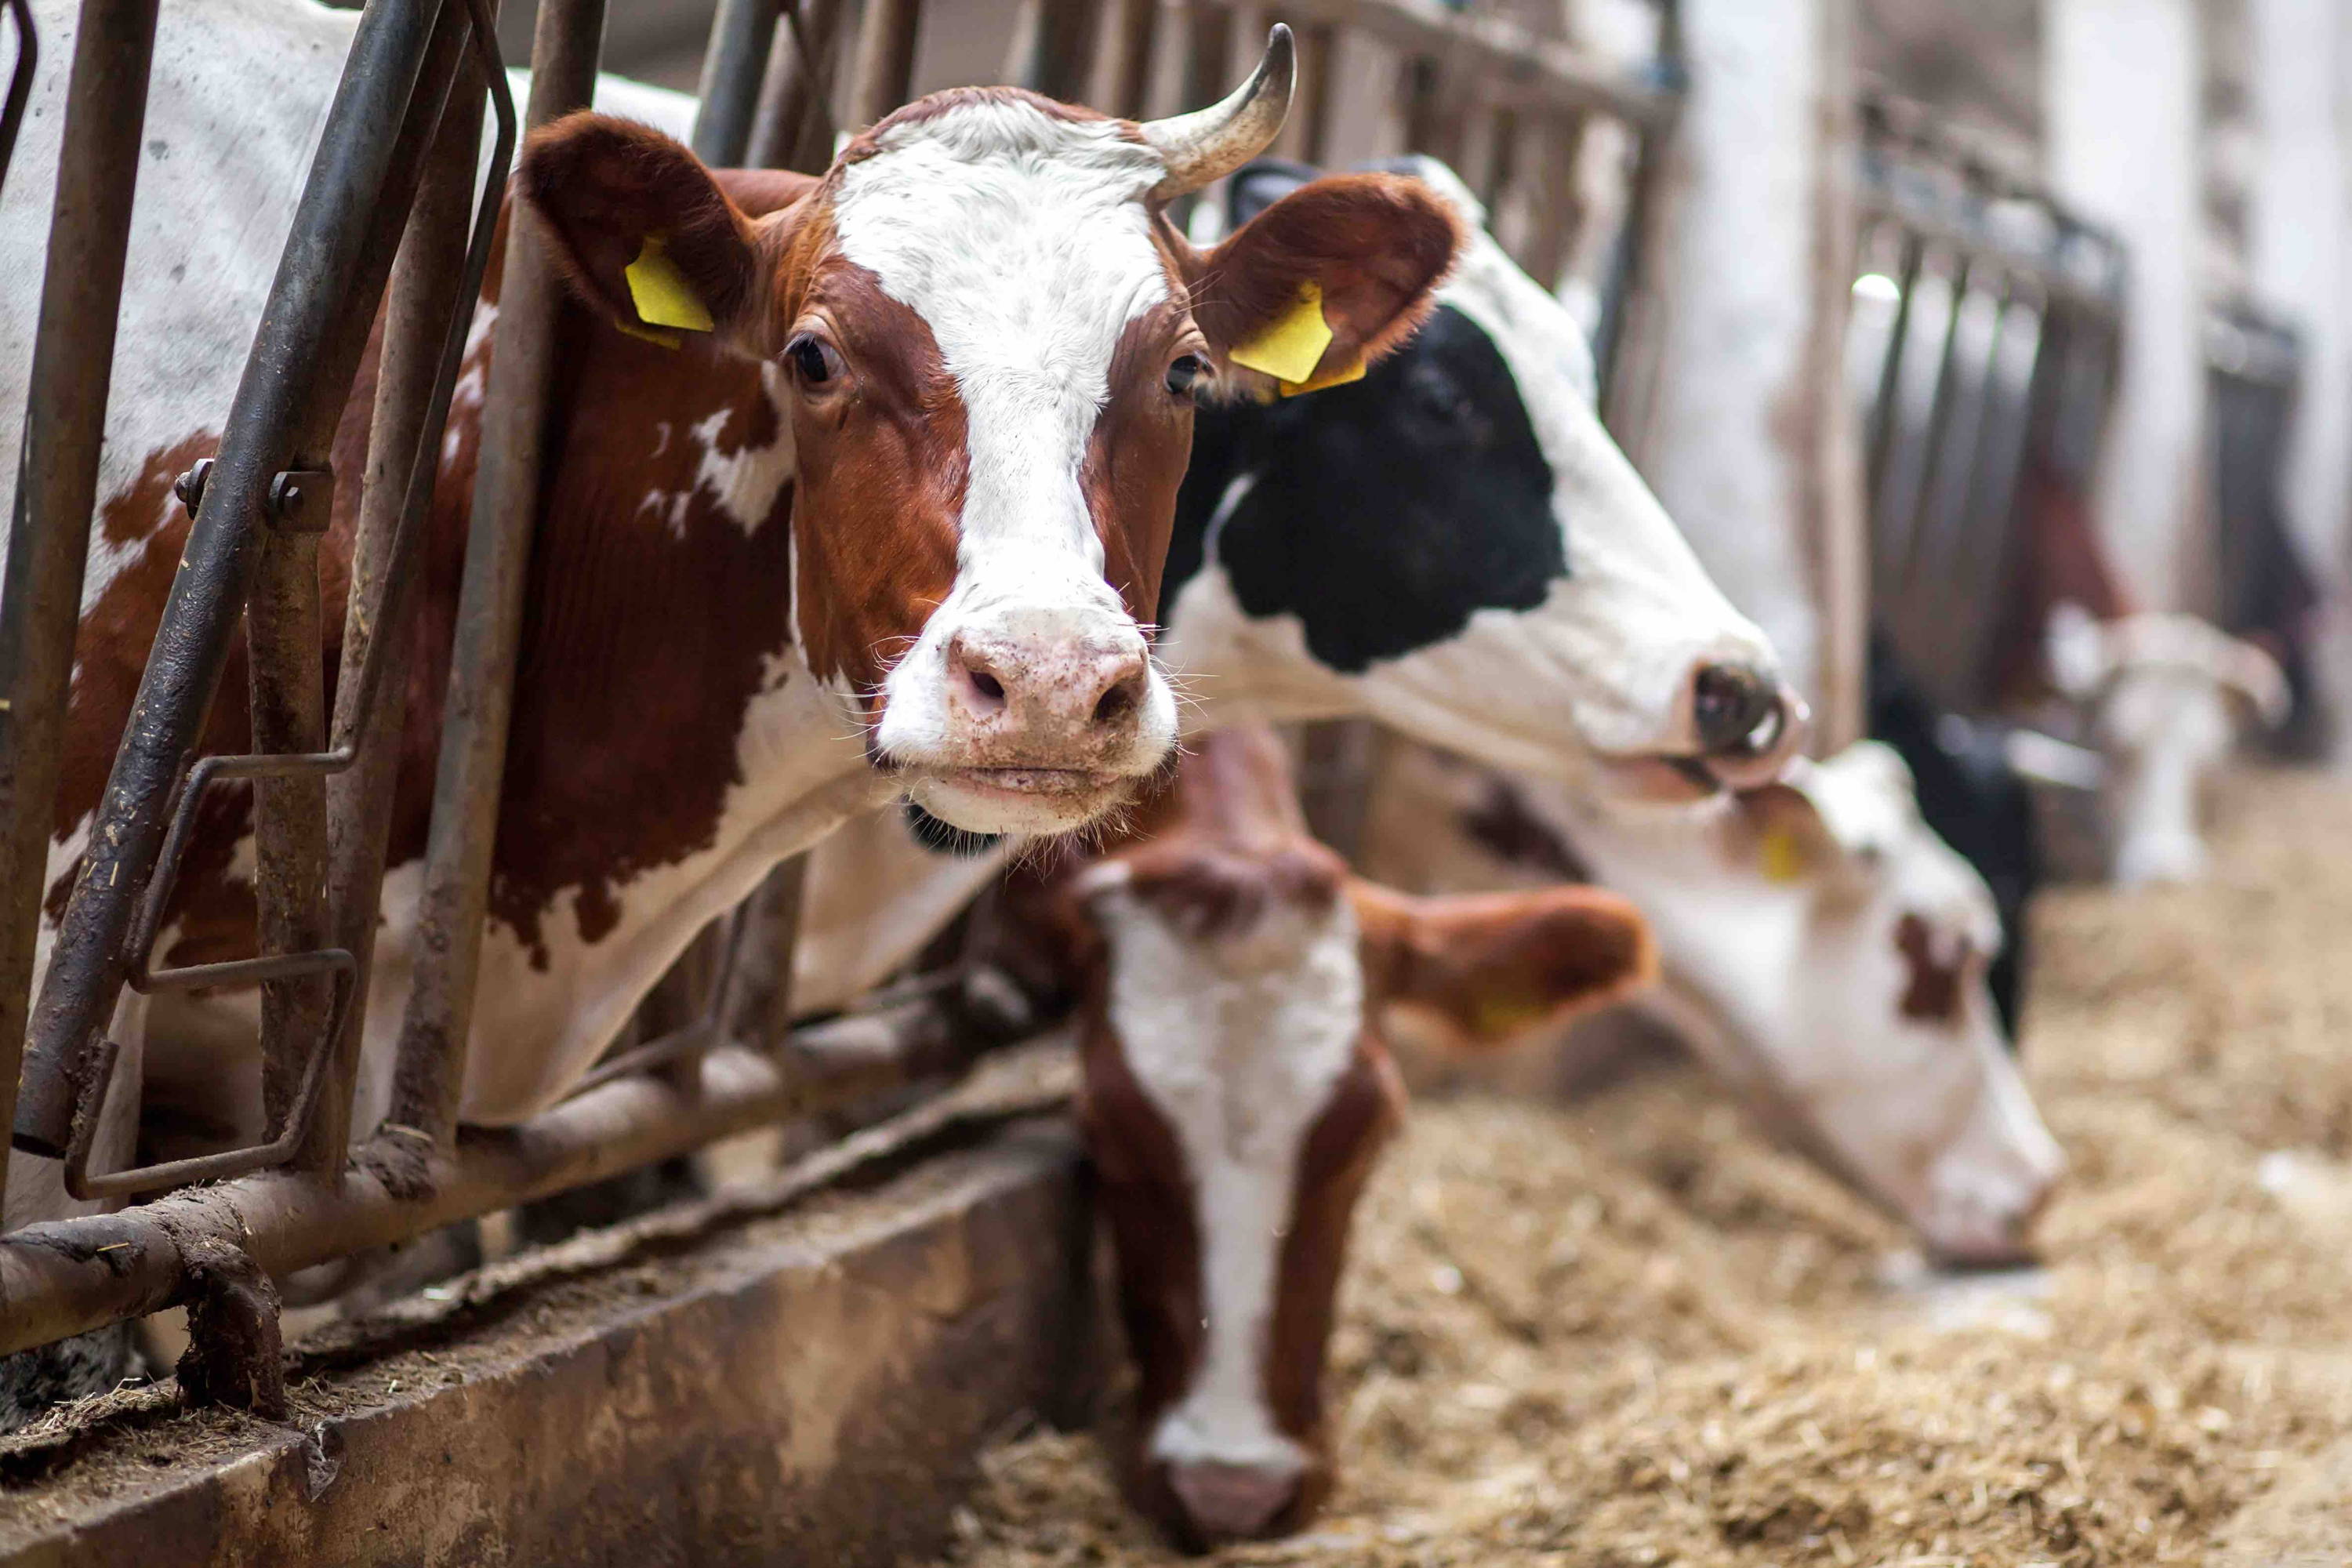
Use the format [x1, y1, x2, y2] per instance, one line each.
[5, 5, 1465, 1226]
[1004, 724, 1651, 1548]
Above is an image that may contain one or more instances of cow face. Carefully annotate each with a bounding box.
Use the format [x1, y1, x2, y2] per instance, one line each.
[1717, 745, 2067, 1265]
[1370, 739, 2065, 1267]
[1057, 728, 1651, 1548]
[517, 34, 1461, 840]
[2047, 605, 2286, 886]
[1160, 158, 1803, 803]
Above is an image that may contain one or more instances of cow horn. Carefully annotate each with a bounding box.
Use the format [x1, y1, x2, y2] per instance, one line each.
[1140, 24, 1295, 200]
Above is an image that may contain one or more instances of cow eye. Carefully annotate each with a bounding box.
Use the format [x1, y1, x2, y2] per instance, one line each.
[1166, 354, 1206, 398]
[785, 333, 842, 387]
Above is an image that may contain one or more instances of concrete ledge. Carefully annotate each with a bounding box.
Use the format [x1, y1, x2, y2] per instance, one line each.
[0, 1117, 1093, 1566]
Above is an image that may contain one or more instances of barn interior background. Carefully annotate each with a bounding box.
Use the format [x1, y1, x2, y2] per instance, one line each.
[2, 0, 2352, 1563]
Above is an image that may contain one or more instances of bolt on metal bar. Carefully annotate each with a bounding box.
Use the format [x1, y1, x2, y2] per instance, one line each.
[0, 0, 162, 1217]
[0, 0, 36, 200]
[15, 0, 451, 1163]
[693, 0, 777, 165]
[390, 0, 607, 1149]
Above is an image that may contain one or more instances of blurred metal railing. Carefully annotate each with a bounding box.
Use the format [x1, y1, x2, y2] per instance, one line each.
[1847, 93, 2129, 713]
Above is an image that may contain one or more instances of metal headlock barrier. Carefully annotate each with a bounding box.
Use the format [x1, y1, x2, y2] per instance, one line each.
[0, 0, 1682, 1416]
[1846, 92, 2130, 714]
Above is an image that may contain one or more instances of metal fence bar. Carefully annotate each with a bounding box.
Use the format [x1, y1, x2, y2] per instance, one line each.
[13, 0, 451, 1161]
[693, 0, 776, 165]
[390, 0, 607, 1149]
[1094, 0, 1159, 120]
[0, 1000, 992, 1356]
[0, 0, 160, 1214]
[848, 0, 922, 128]
[0, 0, 36, 200]
[250, 5, 477, 1156]
[749, 0, 848, 172]
[315, 0, 513, 1168]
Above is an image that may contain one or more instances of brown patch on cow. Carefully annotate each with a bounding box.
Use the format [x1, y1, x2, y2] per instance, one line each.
[1265, 1038, 1406, 1528]
[1461, 776, 1593, 881]
[1352, 882, 1656, 1051]
[1896, 911, 1966, 1025]
[780, 265, 964, 697]
[1084, 300, 1200, 628]
[1072, 997, 1206, 1512]
[476, 305, 799, 966]
[518, 115, 768, 343]
[1171, 175, 1463, 390]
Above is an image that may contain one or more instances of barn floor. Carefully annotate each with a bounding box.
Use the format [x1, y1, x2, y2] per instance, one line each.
[928, 767, 2352, 1568]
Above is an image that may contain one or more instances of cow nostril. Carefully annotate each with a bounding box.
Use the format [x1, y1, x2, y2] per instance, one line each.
[1692, 662, 1774, 753]
[970, 669, 1004, 702]
[1094, 679, 1138, 728]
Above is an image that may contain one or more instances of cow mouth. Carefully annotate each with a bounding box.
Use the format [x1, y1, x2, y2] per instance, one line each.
[906, 765, 1136, 837]
[1593, 753, 1738, 804]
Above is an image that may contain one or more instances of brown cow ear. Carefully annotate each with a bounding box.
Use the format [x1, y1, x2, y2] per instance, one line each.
[1184, 173, 1463, 397]
[1349, 880, 1655, 1051]
[517, 112, 769, 353]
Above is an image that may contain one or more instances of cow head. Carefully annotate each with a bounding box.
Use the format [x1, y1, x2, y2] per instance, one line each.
[1378, 739, 2066, 1267]
[1159, 156, 1804, 803]
[1710, 744, 2067, 1264]
[1054, 730, 1651, 1548]
[2047, 604, 2286, 886]
[517, 32, 1461, 839]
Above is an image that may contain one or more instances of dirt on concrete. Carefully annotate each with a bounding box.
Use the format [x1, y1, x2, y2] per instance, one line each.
[931, 767, 2352, 1568]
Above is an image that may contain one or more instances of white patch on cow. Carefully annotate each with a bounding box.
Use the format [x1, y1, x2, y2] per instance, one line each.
[837, 100, 1179, 785]
[1091, 881, 1361, 1477]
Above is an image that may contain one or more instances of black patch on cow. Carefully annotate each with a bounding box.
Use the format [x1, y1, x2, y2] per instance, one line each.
[905, 800, 1005, 858]
[1167, 304, 1563, 673]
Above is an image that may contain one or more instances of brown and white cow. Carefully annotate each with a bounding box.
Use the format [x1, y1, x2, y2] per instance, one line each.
[1002, 724, 1652, 1548]
[1361, 736, 2068, 1266]
[5, 5, 1468, 1221]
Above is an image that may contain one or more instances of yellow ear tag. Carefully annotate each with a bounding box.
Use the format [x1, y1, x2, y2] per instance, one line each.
[1231, 281, 1338, 385]
[1759, 824, 1807, 884]
[615, 319, 684, 350]
[1279, 355, 1366, 397]
[624, 234, 715, 335]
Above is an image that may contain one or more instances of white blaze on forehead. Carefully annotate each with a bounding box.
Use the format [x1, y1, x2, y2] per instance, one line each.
[1093, 880, 1361, 1476]
[831, 102, 1173, 594]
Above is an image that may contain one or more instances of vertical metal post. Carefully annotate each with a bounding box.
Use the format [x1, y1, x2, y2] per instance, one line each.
[1025, 0, 1099, 102]
[310, 5, 500, 1169]
[848, 0, 923, 127]
[391, 0, 607, 1146]
[0, 0, 37, 199]
[250, 2, 472, 1156]
[1094, 0, 1159, 119]
[0, 0, 162, 1207]
[1294, 20, 1334, 163]
[749, 0, 848, 172]
[693, 0, 775, 165]
[15, 0, 452, 1160]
